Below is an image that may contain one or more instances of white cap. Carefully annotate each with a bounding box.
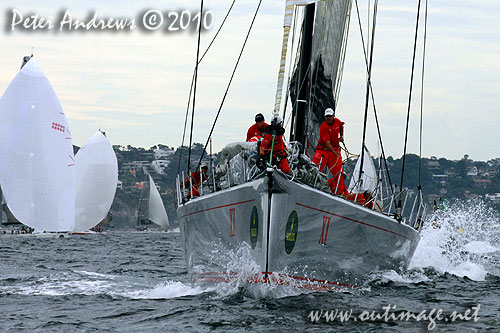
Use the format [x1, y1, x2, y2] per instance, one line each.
[324, 108, 334, 116]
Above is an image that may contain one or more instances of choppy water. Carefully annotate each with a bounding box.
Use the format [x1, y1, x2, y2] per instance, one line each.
[1, 201, 499, 332]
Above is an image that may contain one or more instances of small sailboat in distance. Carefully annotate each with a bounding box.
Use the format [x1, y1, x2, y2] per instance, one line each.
[0, 56, 75, 233]
[137, 173, 170, 231]
[74, 131, 118, 233]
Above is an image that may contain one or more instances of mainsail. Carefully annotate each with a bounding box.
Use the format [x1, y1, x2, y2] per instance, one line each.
[0, 58, 75, 232]
[290, 0, 352, 155]
[74, 131, 118, 232]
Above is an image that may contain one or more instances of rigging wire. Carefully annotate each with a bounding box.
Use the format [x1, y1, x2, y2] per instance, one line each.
[354, 0, 394, 196]
[177, 0, 237, 174]
[358, 0, 378, 184]
[186, 0, 205, 177]
[195, 0, 263, 170]
[418, 0, 428, 189]
[400, 0, 422, 193]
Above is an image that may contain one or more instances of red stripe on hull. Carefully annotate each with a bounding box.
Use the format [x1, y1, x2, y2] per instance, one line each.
[179, 199, 256, 220]
[192, 271, 358, 291]
[296, 202, 410, 240]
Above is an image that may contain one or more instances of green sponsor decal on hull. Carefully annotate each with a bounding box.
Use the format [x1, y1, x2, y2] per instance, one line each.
[250, 205, 258, 249]
[285, 210, 298, 255]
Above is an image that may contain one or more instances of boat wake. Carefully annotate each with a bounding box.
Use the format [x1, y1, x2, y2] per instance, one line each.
[0, 270, 211, 300]
[372, 199, 499, 284]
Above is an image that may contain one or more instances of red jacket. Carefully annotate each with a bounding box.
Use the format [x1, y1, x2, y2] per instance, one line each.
[316, 118, 343, 150]
[246, 122, 269, 142]
[261, 133, 286, 155]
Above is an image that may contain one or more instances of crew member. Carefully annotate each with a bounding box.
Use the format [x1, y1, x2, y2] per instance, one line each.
[182, 163, 209, 198]
[312, 107, 345, 194]
[246, 113, 269, 142]
[259, 115, 290, 174]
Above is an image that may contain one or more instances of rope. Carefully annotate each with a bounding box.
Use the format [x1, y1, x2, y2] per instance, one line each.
[196, 0, 263, 170]
[186, 0, 204, 176]
[177, 0, 237, 174]
[418, 0, 428, 189]
[400, 0, 422, 192]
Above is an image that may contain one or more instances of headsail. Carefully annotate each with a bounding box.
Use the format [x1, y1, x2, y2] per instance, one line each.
[74, 131, 118, 232]
[348, 147, 378, 194]
[0, 58, 75, 232]
[290, 0, 353, 155]
[147, 174, 169, 229]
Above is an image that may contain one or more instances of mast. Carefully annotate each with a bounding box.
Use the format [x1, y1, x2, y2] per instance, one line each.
[290, 4, 315, 148]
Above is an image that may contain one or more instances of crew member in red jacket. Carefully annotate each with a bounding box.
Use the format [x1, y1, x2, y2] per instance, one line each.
[312, 107, 345, 194]
[259, 115, 290, 174]
[246, 113, 269, 142]
[182, 163, 209, 198]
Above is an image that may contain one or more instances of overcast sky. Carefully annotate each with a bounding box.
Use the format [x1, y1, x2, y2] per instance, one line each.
[0, 0, 498, 161]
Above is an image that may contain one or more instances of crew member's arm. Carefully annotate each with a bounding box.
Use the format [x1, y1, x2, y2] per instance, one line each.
[246, 127, 252, 142]
[324, 141, 339, 157]
[320, 124, 339, 157]
[339, 120, 344, 142]
[260, 136, 269, 155]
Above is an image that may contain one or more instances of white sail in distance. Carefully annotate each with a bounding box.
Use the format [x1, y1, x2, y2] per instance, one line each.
[348, 147, 378, 194]
[0, 58, 75, 232]
[147, 174, 169, 229]
[74, 131, 118, 232]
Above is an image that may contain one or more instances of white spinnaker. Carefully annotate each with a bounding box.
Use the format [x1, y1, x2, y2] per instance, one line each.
[0, 58, 75, 231]
[348, 147, 378, 194]
[74, 131, 118, 232]
[148, 174, 169, 229]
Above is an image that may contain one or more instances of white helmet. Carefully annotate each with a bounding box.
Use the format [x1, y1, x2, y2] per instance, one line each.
[271, 115, 283, 126]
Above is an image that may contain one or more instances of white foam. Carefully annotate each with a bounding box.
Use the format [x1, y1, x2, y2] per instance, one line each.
[463, 241, 499, 254]
[124, 281, 210, 299]
[409, 199, 500, 281]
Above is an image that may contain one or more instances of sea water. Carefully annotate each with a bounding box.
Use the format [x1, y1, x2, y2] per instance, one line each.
[0, 200, 498, 332]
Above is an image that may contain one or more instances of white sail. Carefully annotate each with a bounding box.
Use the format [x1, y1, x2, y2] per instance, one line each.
[74, 131, 118, 232]
[147, 174, 169, 229]
[348, 147, 378, 194]
[0, 58, 75, 232]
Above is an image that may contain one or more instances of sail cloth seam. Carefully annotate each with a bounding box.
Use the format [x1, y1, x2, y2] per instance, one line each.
[400, 0, 422, 193]
[186, 0, 204, 177]
[195, 0, 263, 171]
[177, 0, 237, 174]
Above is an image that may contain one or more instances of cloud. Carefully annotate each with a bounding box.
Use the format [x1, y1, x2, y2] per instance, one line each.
[0, 0, 498, 160]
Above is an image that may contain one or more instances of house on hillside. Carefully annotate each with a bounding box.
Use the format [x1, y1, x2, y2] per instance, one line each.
[473, 179, 491, 189]
[467, 166, 478, 177]
[427, 156, 441, 171]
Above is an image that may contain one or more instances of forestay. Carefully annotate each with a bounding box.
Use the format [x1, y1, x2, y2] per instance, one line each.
[0, 58, 75, 232]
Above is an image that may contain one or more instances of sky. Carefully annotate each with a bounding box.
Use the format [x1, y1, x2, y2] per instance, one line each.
[0, 0, 499, 161]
